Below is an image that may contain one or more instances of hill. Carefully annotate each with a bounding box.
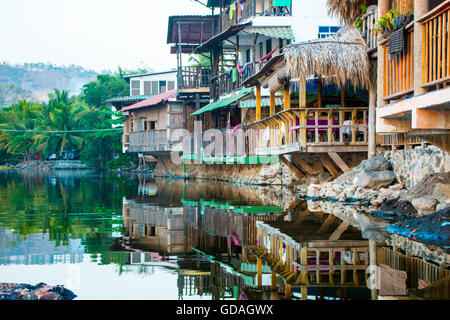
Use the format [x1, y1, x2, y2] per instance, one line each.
[0, 62, 98, 105]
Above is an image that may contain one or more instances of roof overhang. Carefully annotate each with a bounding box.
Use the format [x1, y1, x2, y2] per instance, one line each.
[191, 87, 253, 115]
[122, 90, 178, 112]
[167, 15, 219, 46]
[241, 54, 285, 87]
[194, 23, 252, 53]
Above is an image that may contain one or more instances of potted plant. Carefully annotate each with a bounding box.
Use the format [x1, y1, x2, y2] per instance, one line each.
[374, 9, 400, 38]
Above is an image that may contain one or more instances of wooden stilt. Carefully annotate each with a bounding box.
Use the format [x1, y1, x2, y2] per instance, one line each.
[317, 153, 340, 177]
[327, 151, 350, 173]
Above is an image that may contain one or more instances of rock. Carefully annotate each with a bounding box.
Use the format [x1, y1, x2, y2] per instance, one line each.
[432, 183, 450, 204]
[390, 183, 404, 190]
[412, 197, 438, 216]
[38, 292, 62, 300]
[436, 203, 449, 212]
[356, 169, 397, 190]
[360, 156, 390, 172]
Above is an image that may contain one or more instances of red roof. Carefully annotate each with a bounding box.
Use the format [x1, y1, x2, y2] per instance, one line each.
[121, 89, 178, 112]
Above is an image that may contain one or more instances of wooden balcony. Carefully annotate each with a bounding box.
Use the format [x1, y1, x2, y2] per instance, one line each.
[247, 107, 370, 155]
[179, 66, 210, 89]
[383, 25, 414, 100]
[220, 0, 292, 32]
[420, 1, 450, 88]
[128, 130, 171, 153]
[361, 7, 378, 51]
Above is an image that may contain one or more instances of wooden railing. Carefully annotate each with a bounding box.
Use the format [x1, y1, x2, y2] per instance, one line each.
[383, 26, 414, 100]
[128, 130, 170, 153]
[421, 2, 450, 87]
[377, 133, 424, 148]
[220, 0, 292, 32]
[246, 107, 369, 154]
[255, 221, 370, 288]
[362, 7, 378, 50]
[179, 66, 209, 89]
[210, 62, 260, 100]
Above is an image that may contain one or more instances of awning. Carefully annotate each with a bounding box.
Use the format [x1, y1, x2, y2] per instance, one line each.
[191, 88, 253, 116]
[249, 26, 295, 41]
[122, 90, 178, 112]
[194, 23, 251, 54]
[167, 15, 219, 45]
[239, 96, 283, 108]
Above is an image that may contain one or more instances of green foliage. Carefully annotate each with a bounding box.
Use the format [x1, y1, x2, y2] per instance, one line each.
[106, 152, 138, 170]
[188, 53, 211, 67]
[81, 74, 128, 109]
[374, 9, 401, 34]
[354, 4, 369, 30]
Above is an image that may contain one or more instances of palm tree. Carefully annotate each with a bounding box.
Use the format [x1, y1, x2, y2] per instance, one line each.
[34, 90, 90, 158]
[0, 100, 42, 160]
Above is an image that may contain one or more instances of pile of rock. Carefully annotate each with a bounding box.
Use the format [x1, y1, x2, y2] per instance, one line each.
[0, 283, 77, 300]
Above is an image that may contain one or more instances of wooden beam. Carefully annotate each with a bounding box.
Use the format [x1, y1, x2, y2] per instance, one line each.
[291, 153, 320, 175]
[284, 83, 290, 110]
[317, 215, 337, 235]
[256, 84, 262, 121]
[279, 155, 304, 178]
[317, 153, 340, 177]
[270, 91, 276, 116]
[329, 222, 350, 241]
[327, 151, 350, 173]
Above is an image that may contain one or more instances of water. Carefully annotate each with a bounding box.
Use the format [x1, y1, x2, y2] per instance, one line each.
[0, 170, 372, 300]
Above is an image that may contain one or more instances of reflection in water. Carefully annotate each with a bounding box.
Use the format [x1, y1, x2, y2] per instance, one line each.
[2, 170, 443, 300]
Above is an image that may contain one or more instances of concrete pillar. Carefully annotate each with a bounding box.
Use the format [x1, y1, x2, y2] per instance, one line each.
[376, 0, 390, 107]
[368, 61, 377, 158]
[369, 240, 378, 300]
[413, 0, 430, 96]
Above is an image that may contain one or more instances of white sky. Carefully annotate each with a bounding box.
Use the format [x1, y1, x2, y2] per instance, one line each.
[0, 0, 336, 73]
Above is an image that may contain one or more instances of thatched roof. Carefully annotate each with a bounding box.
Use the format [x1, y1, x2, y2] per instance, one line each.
[327, 0, 377, 24]
[283, 26, 371, 89]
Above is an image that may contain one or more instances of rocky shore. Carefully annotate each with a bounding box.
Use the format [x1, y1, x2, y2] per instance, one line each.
[14, 160, 90, 171]
[0, 283, 77, 300]
[302, 147, 450, 264]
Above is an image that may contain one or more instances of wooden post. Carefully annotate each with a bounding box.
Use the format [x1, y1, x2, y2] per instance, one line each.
[257, 258, 262, 288]
[271, 271, 277, 291]
[317, 76, 323, 108]
[256, 84, 262, 121]
[285, 284, 292, 299]
[270, 91, 276, 116]
[284, 83, 290, 110]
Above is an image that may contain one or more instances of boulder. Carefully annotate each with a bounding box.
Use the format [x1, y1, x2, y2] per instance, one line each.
[432, 183, 450, 204]
[360, 156, 390, 172]
[412, 197, 438, 216]
[436, 203, 449, 212]
[356, 169, 397, 190]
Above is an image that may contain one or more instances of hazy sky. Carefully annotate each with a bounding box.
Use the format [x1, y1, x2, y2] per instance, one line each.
[0, 0, 335, 73]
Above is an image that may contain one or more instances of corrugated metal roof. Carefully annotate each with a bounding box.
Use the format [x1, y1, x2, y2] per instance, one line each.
[191, 88, 253, 116]
[239, 97, 283, 108]
[106, 95, 153, 103]
[122, 90, 178, 112]
[249, 26, 295, 41]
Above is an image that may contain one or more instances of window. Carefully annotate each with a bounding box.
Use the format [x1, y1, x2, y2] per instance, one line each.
[131, 80, 140, 96]
[151, 81, 158, 95]
[159, 81, 167, 93]
[149, 121, 157, 130]
[259, 42, 263, 59]
[143, 81, 151, 95]
[279, 38, 283, 51]
[246, 49, 251, 63]
[167, 81, 175, 91]
[266, 39, 272, 55]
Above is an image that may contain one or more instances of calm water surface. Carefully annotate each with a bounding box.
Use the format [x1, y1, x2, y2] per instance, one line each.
[0, 170, 371, 300]
[0, 170, 281, 300]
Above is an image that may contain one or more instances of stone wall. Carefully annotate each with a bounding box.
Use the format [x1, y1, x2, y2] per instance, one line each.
[380, 146, 450, 189]
[154, 156, 303, 186]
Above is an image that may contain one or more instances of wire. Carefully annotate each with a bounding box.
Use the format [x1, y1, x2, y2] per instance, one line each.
[0, 128, 123, 133]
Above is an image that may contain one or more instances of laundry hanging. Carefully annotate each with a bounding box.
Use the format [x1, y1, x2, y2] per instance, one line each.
[229, 2, 234, 20]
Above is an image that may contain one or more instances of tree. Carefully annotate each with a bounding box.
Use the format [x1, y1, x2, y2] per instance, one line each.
[0, 100, 42, 160]
[81, 74, 128, 109]
[33, 90, 89, 158]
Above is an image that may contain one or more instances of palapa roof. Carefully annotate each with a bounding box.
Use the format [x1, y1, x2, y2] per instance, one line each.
[283, 26, 371, 88]
[326, 0, 378, 24]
